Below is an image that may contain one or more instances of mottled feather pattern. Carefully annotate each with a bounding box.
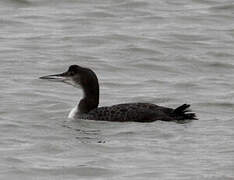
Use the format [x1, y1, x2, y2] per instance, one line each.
[77, 103, 195, 122]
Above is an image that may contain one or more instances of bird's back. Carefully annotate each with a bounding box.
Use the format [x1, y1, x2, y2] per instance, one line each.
[78, 103, 178, 122]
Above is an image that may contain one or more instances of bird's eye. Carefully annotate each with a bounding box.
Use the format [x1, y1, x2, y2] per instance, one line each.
[69, 71, 75, 76]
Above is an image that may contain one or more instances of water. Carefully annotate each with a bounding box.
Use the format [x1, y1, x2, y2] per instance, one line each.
[0, 0, 234, 179]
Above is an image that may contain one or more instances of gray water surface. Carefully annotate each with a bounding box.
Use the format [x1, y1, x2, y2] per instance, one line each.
[0, 0, 234, 179]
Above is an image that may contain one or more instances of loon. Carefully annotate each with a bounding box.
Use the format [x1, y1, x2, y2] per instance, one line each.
[40, 65, 197, 122]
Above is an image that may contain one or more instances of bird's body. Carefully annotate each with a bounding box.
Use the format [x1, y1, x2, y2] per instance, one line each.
[40, 65, 197, 122]
[76, 103, 194, 122]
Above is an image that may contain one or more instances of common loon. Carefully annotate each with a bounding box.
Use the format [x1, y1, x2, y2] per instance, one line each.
[40, 65, 197, 122]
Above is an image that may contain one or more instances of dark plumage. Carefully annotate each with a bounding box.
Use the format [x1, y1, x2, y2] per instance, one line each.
[40, 65, 197, 122]
[80, 103, 196, 122]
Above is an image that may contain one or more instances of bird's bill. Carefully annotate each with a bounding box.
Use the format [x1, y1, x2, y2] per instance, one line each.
[39, 73, 68, 82]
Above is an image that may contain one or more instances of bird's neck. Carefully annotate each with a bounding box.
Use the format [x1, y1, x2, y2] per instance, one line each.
[78, 97, 98, 114]
[78, 84, 99, 114]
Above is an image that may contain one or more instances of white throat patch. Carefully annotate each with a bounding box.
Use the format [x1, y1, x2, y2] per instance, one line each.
[68, 104, 78, 119]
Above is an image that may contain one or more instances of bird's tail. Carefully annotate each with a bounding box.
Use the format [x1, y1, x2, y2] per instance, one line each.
[172, 104, 197, 120]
